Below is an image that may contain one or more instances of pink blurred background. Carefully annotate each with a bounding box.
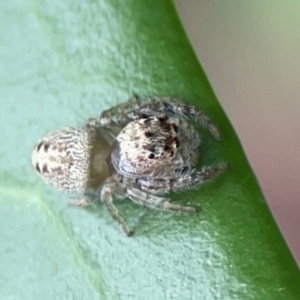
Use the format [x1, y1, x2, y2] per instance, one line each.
[175, 0, 300, 265]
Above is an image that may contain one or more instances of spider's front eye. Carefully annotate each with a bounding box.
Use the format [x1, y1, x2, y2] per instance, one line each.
[169, 151, 174, 157]
[148, 153, 155, 159]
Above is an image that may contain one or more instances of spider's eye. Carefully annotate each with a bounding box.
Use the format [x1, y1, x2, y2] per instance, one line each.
[172, 124, 179, 133]
[158, 116, 168, 122]
[169, 151, 174, 157]
[145, 132, 154, 138]
[174, 137, 180, 148]
[148, 153, 155, 159]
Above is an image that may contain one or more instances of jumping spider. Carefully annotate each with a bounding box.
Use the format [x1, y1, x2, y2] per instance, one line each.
[32, 96, 228, 235]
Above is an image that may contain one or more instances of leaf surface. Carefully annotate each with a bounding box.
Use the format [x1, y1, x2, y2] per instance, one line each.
[0, 0, 299, 299]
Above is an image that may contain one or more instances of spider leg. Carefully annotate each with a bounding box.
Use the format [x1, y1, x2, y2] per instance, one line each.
[139, 163, 229, 194]
[99, 95, 220, 138]
[116, 111, 134, 127]
[134, 96, 222, 140]
[126, 186, 197, 213]
[101, 177, 133, 236]
[99, 95, 141, 127]
[69, 196, 94, 207]
[84, 117, 122, 138]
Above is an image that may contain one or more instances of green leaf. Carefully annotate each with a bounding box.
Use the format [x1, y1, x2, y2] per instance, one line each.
[1, 0, 299, 299]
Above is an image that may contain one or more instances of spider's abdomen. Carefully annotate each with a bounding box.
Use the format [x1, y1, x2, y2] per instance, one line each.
[32, 127, 112, 193]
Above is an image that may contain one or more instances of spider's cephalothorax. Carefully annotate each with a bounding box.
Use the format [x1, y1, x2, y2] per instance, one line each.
[32, 96, 228, 235]
[111, 114, 200, 179]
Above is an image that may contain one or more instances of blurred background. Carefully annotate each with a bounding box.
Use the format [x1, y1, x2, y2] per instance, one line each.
[175, 0, 300, 265]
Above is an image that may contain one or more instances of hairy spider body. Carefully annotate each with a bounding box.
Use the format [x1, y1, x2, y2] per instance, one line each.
[32, 96, 227, 235]
[32, 126, 113, 192]
[111, 115, 200, 179]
